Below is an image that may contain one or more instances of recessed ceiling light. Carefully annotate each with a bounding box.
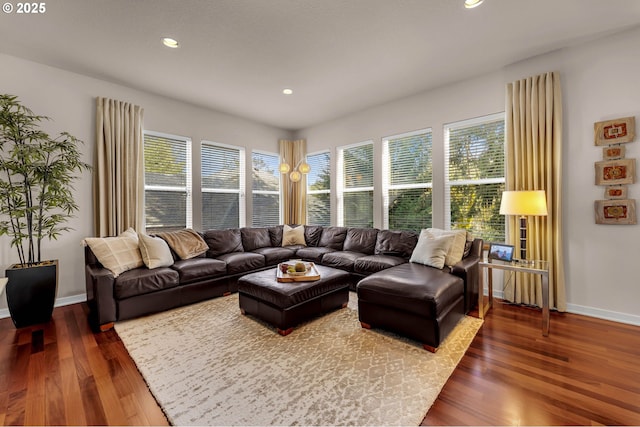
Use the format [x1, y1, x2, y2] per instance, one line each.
[464, 0, 484, 8]
[162, 37, 180, 48]
[282, 88, 293, 95]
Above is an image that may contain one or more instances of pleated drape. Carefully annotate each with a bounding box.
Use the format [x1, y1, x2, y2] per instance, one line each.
[279, 139, 307, 225]
[505, 71, 566, 311]
[94, 97, 145, 237]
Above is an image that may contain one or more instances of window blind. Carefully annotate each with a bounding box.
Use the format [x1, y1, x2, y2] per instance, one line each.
[201, 141, 245, 229]
[144, 132, 191, 233]
[306, 151, 331, 226]
[383, 129, 433, 232]
[252, 151, 280, 227]
[338, 142, 373, 227]
[444, 113, 505, 241]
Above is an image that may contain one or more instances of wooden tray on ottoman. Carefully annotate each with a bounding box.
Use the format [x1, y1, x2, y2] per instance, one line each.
[276, 261, 320, 282]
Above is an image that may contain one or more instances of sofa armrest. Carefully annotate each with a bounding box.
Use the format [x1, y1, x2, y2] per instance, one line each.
[85, 263, 117, 330]
[451, 238, 483, 314]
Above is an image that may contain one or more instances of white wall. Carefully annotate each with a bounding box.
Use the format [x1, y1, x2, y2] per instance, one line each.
[0, 53, 290, 314]
[296, 26, 640, 325]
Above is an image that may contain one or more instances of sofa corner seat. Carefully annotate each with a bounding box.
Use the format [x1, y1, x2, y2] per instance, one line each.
[357, 262, 465, 352]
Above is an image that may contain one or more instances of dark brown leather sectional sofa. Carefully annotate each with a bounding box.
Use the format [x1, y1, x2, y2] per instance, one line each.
[84, 226, 483, 340]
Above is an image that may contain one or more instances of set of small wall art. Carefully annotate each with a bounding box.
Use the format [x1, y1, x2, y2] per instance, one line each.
[594, 116, 636, 225]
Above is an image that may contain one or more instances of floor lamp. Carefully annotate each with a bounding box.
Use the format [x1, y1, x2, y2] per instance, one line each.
[499, 190, 548, 261]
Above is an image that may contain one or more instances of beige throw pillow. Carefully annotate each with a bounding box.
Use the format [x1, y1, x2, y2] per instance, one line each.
[84, 228, 143, 277]
[282, 224, 306, 246]
[138, 233, 174, 269]
[425, 228, 467, 267]
[409, 230, 456, 269]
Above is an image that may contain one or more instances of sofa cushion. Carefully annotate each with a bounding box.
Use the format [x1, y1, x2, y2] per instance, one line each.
[318, 226, 348, 250]
[357, 263, 463, 318]
[241, 227, 271, 251]
[409, 230, 455, 269]
[252, 246, 298, 266]
[204, 229, 244, 257]
[170, 258, 227, 284]
[374, 229, 418, 259]
[321, 251, 365, 272]
[304, 225, 323, 247]
[84, 228, 143, 278]
[114, 267, 179, 299]
[216, 252, 265, 275]
[282, 224, 306, 246]
[138, 233, 174, 269]
[269, 225, 283, 246]
[354, 254, 407, 275]
[343, 228, 378, 254]
[295, 246, 336, 264]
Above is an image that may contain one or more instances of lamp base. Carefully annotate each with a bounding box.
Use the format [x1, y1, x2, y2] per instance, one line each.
[519, 216, 527, 260]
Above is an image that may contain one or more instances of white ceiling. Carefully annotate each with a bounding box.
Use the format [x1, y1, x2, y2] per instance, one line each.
[2, 0, 640, 131]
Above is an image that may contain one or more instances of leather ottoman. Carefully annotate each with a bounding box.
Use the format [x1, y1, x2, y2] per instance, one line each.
[238, 265, 350, 335]
[357, 262, 465, 352]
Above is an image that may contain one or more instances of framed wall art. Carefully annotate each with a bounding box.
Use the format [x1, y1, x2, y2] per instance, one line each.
[604, 186, 627, 199]
[594, 116, 635, 146]
[602, 145, 625, 160]
[594, 158, 636, 185]
[594, 199, 637, 225]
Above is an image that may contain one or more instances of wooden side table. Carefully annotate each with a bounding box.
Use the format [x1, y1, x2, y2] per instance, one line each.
[479, 260, 551, 336]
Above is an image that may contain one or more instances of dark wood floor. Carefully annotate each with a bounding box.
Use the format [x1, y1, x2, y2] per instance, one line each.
[1, 299, 639, 426]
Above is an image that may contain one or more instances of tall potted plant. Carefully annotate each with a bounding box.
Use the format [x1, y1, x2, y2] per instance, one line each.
[0, 94, 90, 328]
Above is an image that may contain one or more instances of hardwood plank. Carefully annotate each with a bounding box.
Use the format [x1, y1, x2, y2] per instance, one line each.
[24, 350, 45, 426]
[59, 357, 88, 426]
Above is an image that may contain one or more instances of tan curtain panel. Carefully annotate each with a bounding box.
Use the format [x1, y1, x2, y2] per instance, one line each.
[505, 71, 566, 311]
[279, 139, 307, 225]
[94, 97, 145, 237]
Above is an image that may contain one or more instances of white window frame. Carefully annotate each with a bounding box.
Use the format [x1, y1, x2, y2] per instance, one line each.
[382, 128, 433, 230]
[337, 140, 374, 227]
[306, 150, 331, 226]
[201, 140, 246, 228]
[143, 130, 193, 231]
[444, 112, 506, 237]
[251, 149, 281, 227]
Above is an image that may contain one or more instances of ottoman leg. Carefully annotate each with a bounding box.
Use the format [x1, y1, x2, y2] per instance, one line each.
[278, 327, 294, 336]
[360, 322, 372, 329]
[422, 343, 438, 353]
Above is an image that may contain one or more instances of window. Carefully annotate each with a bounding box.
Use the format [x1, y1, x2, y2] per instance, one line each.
[382, 129, 433, 232]
[306, 151, 331, 226]
[445, 113, 505, 241]
[252, 151, 280, 227]
[337, 141, 373, 227]
[201, 141, 245, 229]
[144, 132, 192, 233]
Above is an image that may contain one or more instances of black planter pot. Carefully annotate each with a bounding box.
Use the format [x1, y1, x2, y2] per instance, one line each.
[5, 260, 58, 328]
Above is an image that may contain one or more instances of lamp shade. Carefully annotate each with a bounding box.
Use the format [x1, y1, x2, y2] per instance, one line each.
[289, 170, 302, 182]
[278, 163, 291, 174]
[298, 162, 311, 174]
[499, 190, 548, 216]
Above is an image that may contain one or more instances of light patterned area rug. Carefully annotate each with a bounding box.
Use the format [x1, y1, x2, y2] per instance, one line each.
[115, 292, 482, 426]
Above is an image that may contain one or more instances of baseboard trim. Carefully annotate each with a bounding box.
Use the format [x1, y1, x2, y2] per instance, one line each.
[0, 293, 87, 320]
[565, 303, 640, 327]
[485, 288, 640, 327]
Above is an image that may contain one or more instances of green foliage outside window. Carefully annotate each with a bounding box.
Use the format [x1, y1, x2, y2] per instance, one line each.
[447, 116, 505, 242]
